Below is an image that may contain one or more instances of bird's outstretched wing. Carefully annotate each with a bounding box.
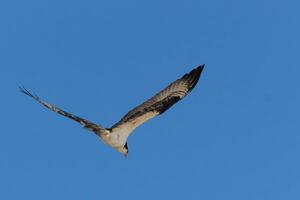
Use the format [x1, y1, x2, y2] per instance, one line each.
[20, 87, 106, 134]
[111, 64, 204, 134]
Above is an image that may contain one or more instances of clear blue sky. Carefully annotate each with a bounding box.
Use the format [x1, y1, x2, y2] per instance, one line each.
[1, 0, 299, 199]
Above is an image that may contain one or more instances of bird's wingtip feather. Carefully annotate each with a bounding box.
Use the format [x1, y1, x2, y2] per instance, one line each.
[19, 86, 38, 99]
[197, 64, 205, 71]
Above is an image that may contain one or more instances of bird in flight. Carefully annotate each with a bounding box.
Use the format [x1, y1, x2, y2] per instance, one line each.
[20, 65, 204, 156]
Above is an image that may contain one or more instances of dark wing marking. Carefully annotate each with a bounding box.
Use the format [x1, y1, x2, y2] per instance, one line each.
[20, 87, 106, 134]
[111, 64, 204, 133]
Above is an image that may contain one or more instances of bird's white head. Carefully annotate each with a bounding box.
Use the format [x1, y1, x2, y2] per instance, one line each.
[117, 142, 129, 157]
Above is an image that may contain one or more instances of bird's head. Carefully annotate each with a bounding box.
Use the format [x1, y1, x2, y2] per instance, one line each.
[117, 142, 129, 157]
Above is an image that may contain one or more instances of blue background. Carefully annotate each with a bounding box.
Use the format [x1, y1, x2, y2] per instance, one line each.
[1, 0, 299, 199]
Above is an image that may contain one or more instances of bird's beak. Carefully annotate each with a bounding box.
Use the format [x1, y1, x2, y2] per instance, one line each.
[124, 153, 128, 157]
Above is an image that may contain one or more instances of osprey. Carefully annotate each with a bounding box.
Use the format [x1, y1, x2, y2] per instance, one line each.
[20, 65, 204, 156]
